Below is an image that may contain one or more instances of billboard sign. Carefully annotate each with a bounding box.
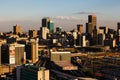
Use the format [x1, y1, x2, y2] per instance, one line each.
[9, 46, 15, 64]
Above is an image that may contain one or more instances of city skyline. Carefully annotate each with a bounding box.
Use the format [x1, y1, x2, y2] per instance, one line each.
[0, 0, 120, 32]
[0, 1, 120, 79]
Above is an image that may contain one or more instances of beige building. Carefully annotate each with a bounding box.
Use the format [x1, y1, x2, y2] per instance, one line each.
[41, 27, 49, 39]
[30, 39, 39, 63]
[99, 26, 108, 34]
[26, 38, 39, 63]
[77, 24, 83, 34]
[0, 65, 16, 76]
[50, 51, 78, 70]
[38, 68, 49, 80]
[82, 35, 89, 47]
[29, 30, 38, 38]
[13, 24, 22, 34]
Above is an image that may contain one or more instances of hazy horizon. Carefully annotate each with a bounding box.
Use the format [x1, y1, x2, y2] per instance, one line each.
[0, 0, 120, 32]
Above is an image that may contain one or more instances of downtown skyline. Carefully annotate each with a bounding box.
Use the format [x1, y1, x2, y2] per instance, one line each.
[0, 0, 120, 32]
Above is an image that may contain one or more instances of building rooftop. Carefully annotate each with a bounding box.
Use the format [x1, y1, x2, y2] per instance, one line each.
[54, 61, 78, 70]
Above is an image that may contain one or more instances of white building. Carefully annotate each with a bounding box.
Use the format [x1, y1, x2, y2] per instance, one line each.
[41, 27, 49, 39]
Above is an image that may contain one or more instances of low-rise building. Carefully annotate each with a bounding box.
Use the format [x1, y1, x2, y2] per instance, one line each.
[16, 64, 49, 80]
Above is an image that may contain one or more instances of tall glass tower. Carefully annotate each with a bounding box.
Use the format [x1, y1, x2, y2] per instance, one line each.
[48, 21, 54, 33]
[42, 17, 54, 33]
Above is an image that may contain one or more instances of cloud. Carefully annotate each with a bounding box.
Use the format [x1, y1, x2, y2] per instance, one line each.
[75, 11, 101, 15]
[53, 16, 80, 20]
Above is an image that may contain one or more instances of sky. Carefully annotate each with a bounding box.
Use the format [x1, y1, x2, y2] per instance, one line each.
[0, 0, 120, 32]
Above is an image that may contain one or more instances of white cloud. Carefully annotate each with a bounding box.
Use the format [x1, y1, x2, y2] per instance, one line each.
[54, 16, 80, 20]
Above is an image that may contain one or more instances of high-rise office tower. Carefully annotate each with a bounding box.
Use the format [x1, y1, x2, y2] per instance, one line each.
[81, 34, 89, 47]
[41, 27, 49, 39]
[88, 15, 97, 27]
[92, 27, 98, 45]
[73, 30, 77, 46]
[29, 30, 38, 38]
[1, 44, 9, 64]
[48, 20, 54, 33]
[13, 24, 22, 34]
[42, 17, 50, 27]
[86, 23, 93, 34]
[117, 22, 120, 44]
[15, 44, 25, 65]
[26, 39, 39, 63]
[86, 15, 97, 34]
[99, 26, 108, 34]
[86, 15, 97, 45]
[76, 34, 82, 46]
[117, 22, 120, 35]
[1, 43, 25, 65]
[117, 23, 120, 29]
[42, 17, 54, 33]
[30, 39, 38, 63]
[77, 24, 83, 34]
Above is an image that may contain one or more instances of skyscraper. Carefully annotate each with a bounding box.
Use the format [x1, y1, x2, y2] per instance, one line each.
[117, 23, 120, 30]
[86, 15, 97, 45]
[117, 22, 120, 44]
[42, 17, 50, 27]
[30, 39, 38, 63]
[86, 23, 93, 34]
[42, 17, 54, 33]
[86, 15, 97, 34]
[1, 43, 25, 65]
[88, 15, 97, 28]
[13, 24, 22, 34]
[41, 27, 49, 39]
[92, 27, 98, 45]
[26, 39, 39, 63]
[29, 29, 38, 38]
[77, 24, 83, 34]
[15, 44, 25, 65]
[48, 20, 54, 33]
[117, 22, 120, 35]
